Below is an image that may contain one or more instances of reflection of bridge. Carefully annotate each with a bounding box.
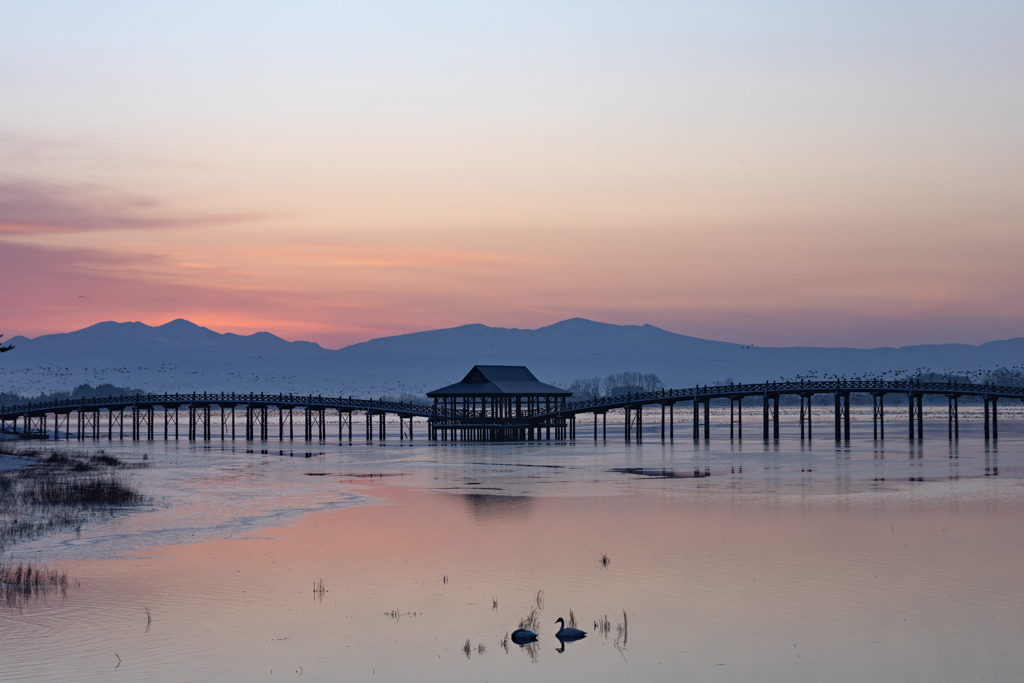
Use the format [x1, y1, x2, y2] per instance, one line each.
[0, 379, 1021, 443]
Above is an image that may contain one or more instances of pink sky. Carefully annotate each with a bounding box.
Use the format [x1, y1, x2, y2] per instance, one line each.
[2, 3, 1022, 349]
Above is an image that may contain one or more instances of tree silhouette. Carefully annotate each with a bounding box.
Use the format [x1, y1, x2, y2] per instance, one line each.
[0, 335, 12, 353]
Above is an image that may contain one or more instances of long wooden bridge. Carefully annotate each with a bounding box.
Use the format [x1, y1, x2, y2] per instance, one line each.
[0, 379, 1020, 443]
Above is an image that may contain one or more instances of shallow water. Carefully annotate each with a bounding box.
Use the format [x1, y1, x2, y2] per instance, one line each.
[2, 420, 1023, 682]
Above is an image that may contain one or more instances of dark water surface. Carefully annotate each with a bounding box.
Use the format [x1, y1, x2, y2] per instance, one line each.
[1, 421, 1023, 682]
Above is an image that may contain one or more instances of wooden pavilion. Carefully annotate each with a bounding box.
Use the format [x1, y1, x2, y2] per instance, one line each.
[427, 365, 572, 441]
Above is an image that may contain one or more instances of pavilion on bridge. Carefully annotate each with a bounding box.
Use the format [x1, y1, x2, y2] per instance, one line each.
[427, 365, 572, 441]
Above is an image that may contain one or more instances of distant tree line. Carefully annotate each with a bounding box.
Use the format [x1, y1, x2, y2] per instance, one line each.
[566, 372, 664, 400]
[0, 383, 144, 406]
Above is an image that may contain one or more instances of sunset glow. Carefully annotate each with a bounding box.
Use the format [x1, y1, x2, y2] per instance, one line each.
[2, 2, 1021, 347]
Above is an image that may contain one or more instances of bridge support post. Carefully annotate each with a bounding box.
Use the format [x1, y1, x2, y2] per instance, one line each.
[661, 403, 665, 441]
[670, 403, 674, 440]
[693, 400, 699, 440]
[703, 400, 710, 440]
[916, 394, 923, 440]
[873, 395, 878, 440]
[948, 397, 952, 440]
[800, 396, 805, 439]
[737, 397, 743, 438]
[843, 393, 850, 442]
[835, 393, 841, 442]
[773, 395, 780, 440]
[993, 397, 998, 439]
[909, 393, 915, 440]
[801, 396, 809, 439]
[986, 397, 998, 439]
[594, 412, 598, 440]
[763, 394, 770, 440]
[637, 405, 643, 443]
[624, 406, 631, 443]
[603, 412, 607, 441]
[946, 397, 954, 440]
[983, 397, 989, 439]
[730, 398, 734, 439]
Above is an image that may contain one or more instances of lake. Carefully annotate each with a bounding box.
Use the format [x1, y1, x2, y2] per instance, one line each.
[1, 409, 1022, 682]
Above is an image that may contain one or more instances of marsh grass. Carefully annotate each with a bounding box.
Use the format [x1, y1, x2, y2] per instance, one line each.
[567, 609, 577, 629]
[518, 607, 540, 634]
[0, 562, 73, 610]
[0, 445, 148, 551]
[614, 610, 629, 653]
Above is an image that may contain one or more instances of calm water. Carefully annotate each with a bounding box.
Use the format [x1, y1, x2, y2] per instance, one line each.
[2, 410, 1023, 682]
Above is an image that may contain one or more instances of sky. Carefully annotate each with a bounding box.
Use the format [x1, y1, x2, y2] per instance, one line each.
[1, 1, 1021, 349]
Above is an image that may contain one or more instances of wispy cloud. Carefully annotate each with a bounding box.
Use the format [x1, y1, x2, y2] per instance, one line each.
[0, 178, 259, 234]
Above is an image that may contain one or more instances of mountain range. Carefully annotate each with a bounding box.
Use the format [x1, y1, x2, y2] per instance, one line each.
[1, 318, 1022, 399]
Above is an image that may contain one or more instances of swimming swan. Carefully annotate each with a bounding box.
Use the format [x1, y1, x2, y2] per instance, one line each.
[511, 629, 538, 643]
[554, 618, 587, 639]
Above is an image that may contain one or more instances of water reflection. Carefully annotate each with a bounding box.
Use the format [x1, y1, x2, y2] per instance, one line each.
[2, 434, 1024, 682]
[460, 494, 533, 521]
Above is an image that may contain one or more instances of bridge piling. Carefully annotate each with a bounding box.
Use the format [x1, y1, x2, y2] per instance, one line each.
[773, 395, 780, 439]
[692, 399, 699, 440]
[763, 393, 769, 440]
[737, 397, 743, 438]
[835, 393, 841, 441]
[703, 400, 710, 440]
[729, 398, 734, 439]
[909, 393, 917, 440]
[844, 394, 850, 441]
[916, 395, 924, 440]
[948, 396, 957, 440]
[800, 396, 805, 439]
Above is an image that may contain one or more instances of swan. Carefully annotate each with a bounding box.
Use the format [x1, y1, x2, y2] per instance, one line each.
[511, 629, 538, 643]
[554, 618, 587, 640]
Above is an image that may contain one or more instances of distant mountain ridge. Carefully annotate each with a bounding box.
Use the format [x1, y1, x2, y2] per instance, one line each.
[1, 318, 1022, 399]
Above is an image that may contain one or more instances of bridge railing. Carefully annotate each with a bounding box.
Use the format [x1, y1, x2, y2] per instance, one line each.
[539, 379, 1024, 417]
[3, 379, 1023, 421]
[0, 393, 433, 418]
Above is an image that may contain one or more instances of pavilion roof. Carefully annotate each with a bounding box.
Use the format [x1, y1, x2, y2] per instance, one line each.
[426, 365, 572, 397]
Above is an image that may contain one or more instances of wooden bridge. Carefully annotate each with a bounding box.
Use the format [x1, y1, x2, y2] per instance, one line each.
[0, 379, 1020, 443]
